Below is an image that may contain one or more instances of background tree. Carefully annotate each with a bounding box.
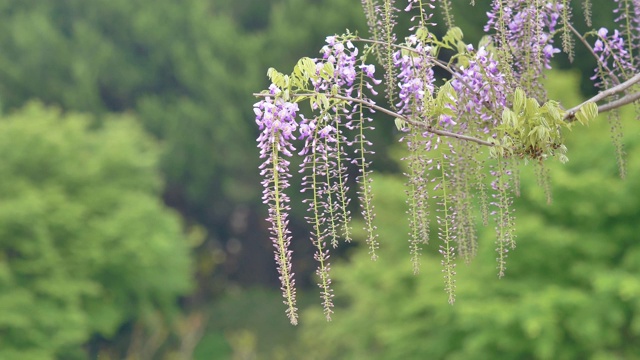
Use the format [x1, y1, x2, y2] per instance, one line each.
[0, 0, 373, 356]
[0, 103, 192, 359]
[0, 0, 371, 290]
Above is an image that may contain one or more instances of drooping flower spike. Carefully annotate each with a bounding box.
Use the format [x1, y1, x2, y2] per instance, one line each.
[254, 0, 638, 323]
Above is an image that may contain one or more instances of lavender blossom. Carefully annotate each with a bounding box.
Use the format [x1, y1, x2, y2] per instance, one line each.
[613, 0, 640, 66]
[450, 45, 507, 134]
[394, 35, 436, 117]
[592, 27, 635, 87]
[254, 93, 300, 325]
[485, 1, 562, 97]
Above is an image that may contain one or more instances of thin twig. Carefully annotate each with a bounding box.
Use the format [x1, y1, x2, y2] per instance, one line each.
[567, 23, 621, 86]
[353, 36, 458, 76]
[354, 37, 421, 56]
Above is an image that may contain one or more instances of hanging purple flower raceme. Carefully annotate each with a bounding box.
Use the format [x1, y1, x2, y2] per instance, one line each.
[254, 85, 300, 325]
[613, 0, 640, 66]
[297, 37, 381, 318]
[450, 45, 508, 134]
[345, 60, 382, 260]
[540, 2, 563, 68]
[434, 147, 458, 304]
[317, 37, 383, 259]
[592, 27, 635, 88]
[394, 35, 436, 117]
[590, 24, 634, 178]
[401, 126, 433, 274]
[404, 0, 437, 26]
[485, 1, 562, 97]
[486, 1, 562, 68]
[298, 114, 342, 320]
[489, 159, 516, 278]
[393, 33, 438, 272]
[307, 37, 364, 246]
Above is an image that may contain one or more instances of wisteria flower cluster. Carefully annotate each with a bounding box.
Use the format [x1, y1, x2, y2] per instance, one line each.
[585, 0, 640, 179]
[450, 45, 507, 132]
[393, 34, 436, 117]
[254, 86, 301, 325]
[297, 38, 362, 320]
[255, 35, 383, 324]
[485, 1, 562, 99]
[613, 0, 640, 62]
[592, 27, 634, 87]
[255, 0, 639, 324]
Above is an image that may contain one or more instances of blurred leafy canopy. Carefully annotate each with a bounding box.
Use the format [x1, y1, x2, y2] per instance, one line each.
[0, 0, 367, 226]
[0, 102, 192, 359]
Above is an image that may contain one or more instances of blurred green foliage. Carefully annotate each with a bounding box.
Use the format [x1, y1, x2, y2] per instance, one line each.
[0, 0, 264, 215]
[0, 0, 633, 358]
[0, 0, 376, 293]
[0, 0, 367, 226]
[194, 287, 318, 359]
[294, 71, 640, 359]
[0, 103, 192, 359]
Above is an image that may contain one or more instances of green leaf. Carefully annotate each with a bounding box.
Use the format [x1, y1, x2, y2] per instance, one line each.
[525, 98, 540, 116]
[513, 88, 526, 114]
[436, 81, 457, 108]
[330, 84, 340, 96]
[416, 26, 430, 42]
[316, 93, 330, 110]
[267, 68, 286, 88]
[322, 62, 335, 79]
[294, 95, 308, 103]
[442, 27, 464, 47]
[478, 35, 492, 49]
[585, 102, 599, 119]
[576, 102, 598, 126]
[544, 102, 562, 123]
[300, 57, 316, 76]
[502, 108, 517, 127]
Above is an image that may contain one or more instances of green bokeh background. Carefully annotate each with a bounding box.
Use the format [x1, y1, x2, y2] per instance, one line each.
[0, 0, 637, 359]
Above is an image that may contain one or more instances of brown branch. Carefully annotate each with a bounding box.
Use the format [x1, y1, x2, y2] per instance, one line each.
[564, 72, 640, 120]
[253, 92, 495, 147]
[331, 93, 495, 146]
[353, 36, 464, 77]
[353, 36, 416, 54]
[597, 91, 640, 114]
